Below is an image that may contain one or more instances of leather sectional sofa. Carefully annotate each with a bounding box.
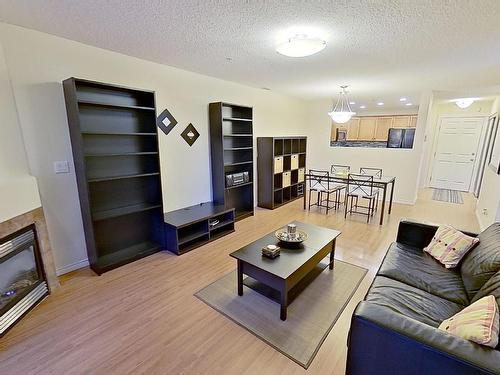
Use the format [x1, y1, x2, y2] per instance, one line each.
[346, 220, 500, 375]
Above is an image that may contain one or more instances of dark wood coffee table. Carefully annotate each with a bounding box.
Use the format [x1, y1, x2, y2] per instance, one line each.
[230, 221, 341, 320]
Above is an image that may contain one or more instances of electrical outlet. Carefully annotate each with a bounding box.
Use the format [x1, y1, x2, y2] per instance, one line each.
[54, 161, 70, 174]
[482, 208, 488, 216]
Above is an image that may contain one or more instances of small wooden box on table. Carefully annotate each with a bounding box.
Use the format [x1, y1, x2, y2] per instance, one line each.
[164, 202, 235, 255]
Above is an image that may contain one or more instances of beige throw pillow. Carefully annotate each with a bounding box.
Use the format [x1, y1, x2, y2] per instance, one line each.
[424, 225, 479, 268]
[439, 295, 499, 348]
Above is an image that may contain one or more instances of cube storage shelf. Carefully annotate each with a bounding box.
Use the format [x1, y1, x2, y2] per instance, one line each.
[209, 102, 254, 221]
[164, 202, 235, 255]
[63, 78, 164, 274]
[257, 137, 307, 209]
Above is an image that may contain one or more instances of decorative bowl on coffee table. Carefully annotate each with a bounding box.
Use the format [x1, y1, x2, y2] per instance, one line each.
[274, 229, 308, 245]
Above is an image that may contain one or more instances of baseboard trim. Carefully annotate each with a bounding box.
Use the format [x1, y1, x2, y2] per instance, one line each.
[392, 198, 416, 205]
[56, 259, 89, 276]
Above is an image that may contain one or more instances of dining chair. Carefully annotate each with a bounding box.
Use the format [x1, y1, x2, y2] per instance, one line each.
[344, 174, 378, 223]
[359, 167, 382, 179]
[308, 169, 343, 214]
[330, 164, 350, 175]
[330, 164, 350, 207]
[359, 167, 383, 210]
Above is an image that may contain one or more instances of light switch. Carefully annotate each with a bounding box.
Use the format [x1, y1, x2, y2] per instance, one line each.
[54, 161, 70, 174]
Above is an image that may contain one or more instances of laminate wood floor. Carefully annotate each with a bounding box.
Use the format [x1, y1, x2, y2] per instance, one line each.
[0, 189, 480, 375]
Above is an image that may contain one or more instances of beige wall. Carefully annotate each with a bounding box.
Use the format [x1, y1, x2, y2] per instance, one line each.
[305, 92, 432, 204]
[476, 96, 500, 229]
[0, 39, 40, 222]
[0, 22, 309, 273]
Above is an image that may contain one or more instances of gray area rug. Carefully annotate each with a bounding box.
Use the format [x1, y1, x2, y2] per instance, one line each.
[432, 188, 464, 204]
[195, 260, 367, 368]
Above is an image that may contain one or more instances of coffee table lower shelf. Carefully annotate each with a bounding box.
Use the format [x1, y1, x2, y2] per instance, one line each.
[242, 261, 331, 305]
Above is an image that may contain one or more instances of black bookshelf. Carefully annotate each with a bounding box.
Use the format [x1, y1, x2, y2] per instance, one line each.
[209, 102, 254, 221]
[63, 78, 164, 274]
[257, 137, 306, 209]
[164, 202, 235, 255]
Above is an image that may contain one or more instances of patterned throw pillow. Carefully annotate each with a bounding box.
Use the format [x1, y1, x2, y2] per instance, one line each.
[438, 295, 499, 348]
[424, 225, 479, 268]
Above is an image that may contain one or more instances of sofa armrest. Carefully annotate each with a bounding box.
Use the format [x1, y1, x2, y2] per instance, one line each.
[347, 302, 500, 375]
[396, 220, 478, 249]
[396, 220, 439, 249]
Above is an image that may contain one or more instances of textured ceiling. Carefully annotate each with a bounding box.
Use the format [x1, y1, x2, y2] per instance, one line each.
[1, 0, 500, 110]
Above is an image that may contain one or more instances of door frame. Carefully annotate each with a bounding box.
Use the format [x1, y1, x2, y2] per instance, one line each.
[473, 113, 498, 196]
[429, 114, 488, 191]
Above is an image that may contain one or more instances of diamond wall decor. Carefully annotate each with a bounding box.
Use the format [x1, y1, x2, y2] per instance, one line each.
[180, 123, 200, 146]
[156, 108, 178, 135]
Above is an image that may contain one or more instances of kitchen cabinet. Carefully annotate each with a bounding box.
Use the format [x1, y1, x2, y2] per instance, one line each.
[346, 118, 360, 140]
[392, 116, 410, 128]
[358, 117, 377, 140]
[374, 117, 393, 141]
[409, 116, 418, 128]
[332, 114, 418, 142]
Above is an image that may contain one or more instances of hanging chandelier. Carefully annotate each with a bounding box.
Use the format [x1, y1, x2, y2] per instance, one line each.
[328, 85, 356, 124]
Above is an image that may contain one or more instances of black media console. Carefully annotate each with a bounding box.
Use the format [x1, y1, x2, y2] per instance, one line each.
[164, 202, 235, 255]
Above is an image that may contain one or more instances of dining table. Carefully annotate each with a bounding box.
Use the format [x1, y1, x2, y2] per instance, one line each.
[302, 173, 396, 225]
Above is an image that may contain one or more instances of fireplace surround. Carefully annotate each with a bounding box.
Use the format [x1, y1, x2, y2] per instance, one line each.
[0, 206, 58, 337]
[0, 224, 49, 337]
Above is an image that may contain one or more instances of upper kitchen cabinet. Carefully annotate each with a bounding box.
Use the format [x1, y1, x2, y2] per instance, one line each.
[374, 117, 393, 141]
[358, 117, 377, 141]
[330, 114, 418, 143]
[346, 118, 360, 140]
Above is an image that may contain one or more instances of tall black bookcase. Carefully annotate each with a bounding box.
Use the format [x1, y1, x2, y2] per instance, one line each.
[209, 102, 254, 221]
[257, 137, 306, 209]
[63, 78, 164, 274]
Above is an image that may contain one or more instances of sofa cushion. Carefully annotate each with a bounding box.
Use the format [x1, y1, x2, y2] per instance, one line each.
[378, 242, 469, 305]
[460, 223, 500, 300]
[472, 270, 500, 306]
[365, 276, 464, 327]
[472, 271, 500, 350]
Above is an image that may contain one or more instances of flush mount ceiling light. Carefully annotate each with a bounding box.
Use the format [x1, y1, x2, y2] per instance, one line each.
[400, 97, 407, 102]
[359, 105, 366, 109]
[454, 98, 476, 109]
[276, 34, 326, 57]
[377, 102, 384, 106]
[328, 85, 356, 124]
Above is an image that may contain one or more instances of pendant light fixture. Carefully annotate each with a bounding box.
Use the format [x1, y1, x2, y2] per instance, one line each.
[328, 86, 356, 124]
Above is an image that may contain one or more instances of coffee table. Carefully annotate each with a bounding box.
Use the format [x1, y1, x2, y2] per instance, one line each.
[230, 221, 341, 320]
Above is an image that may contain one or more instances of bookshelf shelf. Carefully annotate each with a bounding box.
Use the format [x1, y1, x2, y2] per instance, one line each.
[209, 102, 254, 221]
[63, 78, 164, 274]
[257, 137, 307, 209]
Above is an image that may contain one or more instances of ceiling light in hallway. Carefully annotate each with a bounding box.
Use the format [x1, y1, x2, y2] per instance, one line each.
[377, 102, 384, 106]
[276, 34, 326, 57]
[328, 86, 356, 124]
[359, 105, 366, 109]
[454, 98, 475, 109]
[400, 97, 407, 102]
[405, 103, 413, 106]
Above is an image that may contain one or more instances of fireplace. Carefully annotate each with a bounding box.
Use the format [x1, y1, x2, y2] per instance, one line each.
[0, 224, 49, 337]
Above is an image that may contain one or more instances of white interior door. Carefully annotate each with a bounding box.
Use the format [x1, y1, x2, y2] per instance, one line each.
[430, 117, 484, 191]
